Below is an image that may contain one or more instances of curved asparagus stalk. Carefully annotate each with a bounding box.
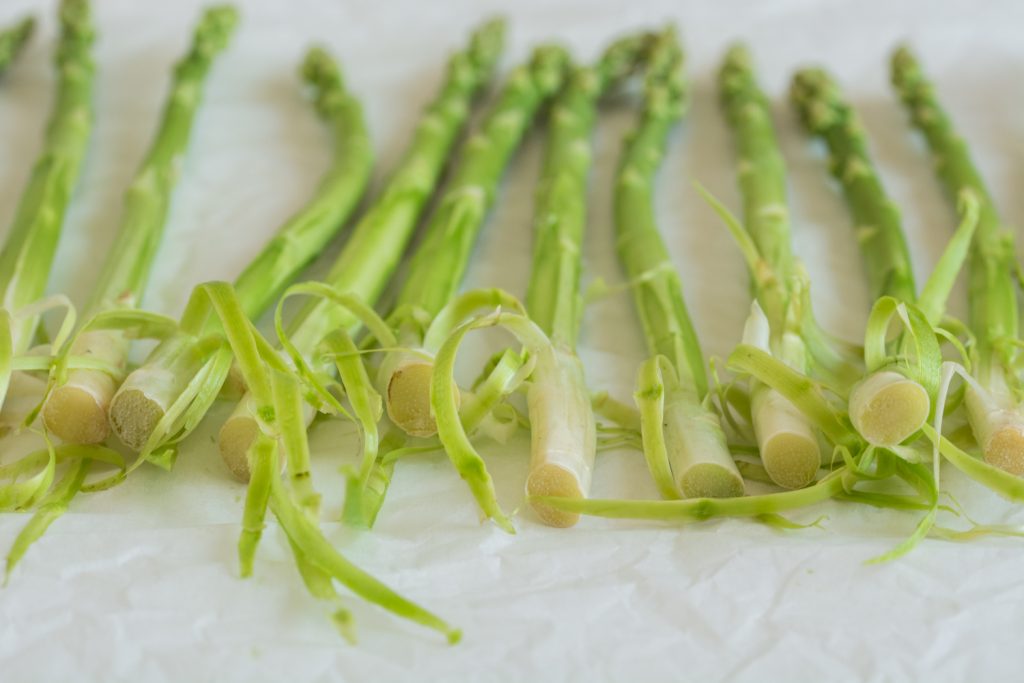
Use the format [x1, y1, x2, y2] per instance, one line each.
[108, 46, 372, 452]
[42, 5, 239, 445]
[218, 18, 506, 481]
[0, 16, 34, 77]
[790, 68, 930, 447]
[0, 0, 94, 355]
[892, 46, 1024, 475]
[616, 29, 743, 501]
[523, 32, 648, 526]
[718, 45, 820, 489]
[380, 44, 571, 438]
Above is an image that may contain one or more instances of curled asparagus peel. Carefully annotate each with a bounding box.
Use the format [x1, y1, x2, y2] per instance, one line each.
[42, 5, 240, 445]
[615, 28, 744, 500]
[892, 46, 1024, 476]
[218, 18, 506, 483]
[381, 43, 571, 439]
[107, 45, 372, 458]
[0, 16, 34, 78]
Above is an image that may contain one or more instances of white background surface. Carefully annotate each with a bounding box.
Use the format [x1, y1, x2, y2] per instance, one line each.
[1, 0, 1024, 681]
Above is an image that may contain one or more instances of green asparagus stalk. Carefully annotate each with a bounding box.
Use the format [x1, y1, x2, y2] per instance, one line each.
[42, 5, 239, 445]
[0, 16, 34, 77]
[790, 67, 979, 451]
[717, 44, 820, 489]
[107, 46, 372, 455]
[217, 18, 506, 481]
[616, 29, 744, 501]
[892, 46, 1024, 475]
[379, 44, 571, 439]
[0, 0, 94, 356]
[518, 32, 648, 527]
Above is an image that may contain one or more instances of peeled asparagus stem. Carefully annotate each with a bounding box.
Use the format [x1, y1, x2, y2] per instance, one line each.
[0, 0, 94, 354]
[718, 45, 820, 489]
[0, 16, 34, 77]
[381, 44, 571, 438]
[790, 67, 930, 446]
[616, 29, 743, 499]
[43, 5, 239, 445]
[218, 19, 505, 481]
[521, 33, 647, 526]
[108, 46, 372, 452]
[892, 46, 1024, 475]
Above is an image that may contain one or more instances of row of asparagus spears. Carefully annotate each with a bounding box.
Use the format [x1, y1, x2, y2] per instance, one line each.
[1, 0, 1021, 643]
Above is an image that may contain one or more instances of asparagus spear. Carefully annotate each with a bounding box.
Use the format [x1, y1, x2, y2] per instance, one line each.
[717, 45, 820, 489]
[379, 44, 571, 438]
[517, 32, 649, 526]
[106, 46, 371, 455]
[790, 68, 976, 448]
[42, 6, 239, 445]
[616, 28, 744, 501]
[0, 16, 34, 77]
[217, 18, 506, 481]
[892, 46, 1024, 475]
[0, 0, 94, 357]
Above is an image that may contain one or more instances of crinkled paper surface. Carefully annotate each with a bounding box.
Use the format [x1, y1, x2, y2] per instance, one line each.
[2, 0, 1024, 680]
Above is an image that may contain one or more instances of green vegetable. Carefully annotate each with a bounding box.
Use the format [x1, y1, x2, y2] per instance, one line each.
[716, 44, 820, 489]
[790, 67, 974, 448]
[107, 46, 372, 458]
[616, 28, 743, 501]
[891, 46, 1024, 476]
[380, 43, 571, 438]
[217, 18, 506, 482]
[42, 5, 239, 445]
[0, 16, 34, 77]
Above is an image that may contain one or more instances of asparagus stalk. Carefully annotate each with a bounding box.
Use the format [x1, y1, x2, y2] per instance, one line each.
[0, 16, 34, 77]
[380, 44, 571, 438]
[616, 29, 744, 501]
[42, 6, 239, 445]
[108, 46, 372, 453]
[790, 68, 931, 446]
[522, 32, 648, 526]
[0, 0, 94, 356]
[217, 19, 506, 481]
[718, 45, 820, 489]
[892, 46, 1024, 475]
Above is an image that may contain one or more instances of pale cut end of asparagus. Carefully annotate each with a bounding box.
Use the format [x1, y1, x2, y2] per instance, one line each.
[526, 464, 583, 527]
[387, 360, 458, 438]
[984, 425, 1024, 476]
[752, 387, 820, 489]
[109, 388, 165, 451]
[43, 330, 127, 443]
[681, 463, 745, 499]
[43, 379, 111, 443]
[849, 370, 930, 447]
[219, 413, 259, 482]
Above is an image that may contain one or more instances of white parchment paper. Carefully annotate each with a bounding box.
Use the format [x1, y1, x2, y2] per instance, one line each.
[2, 0, 1024, 680]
